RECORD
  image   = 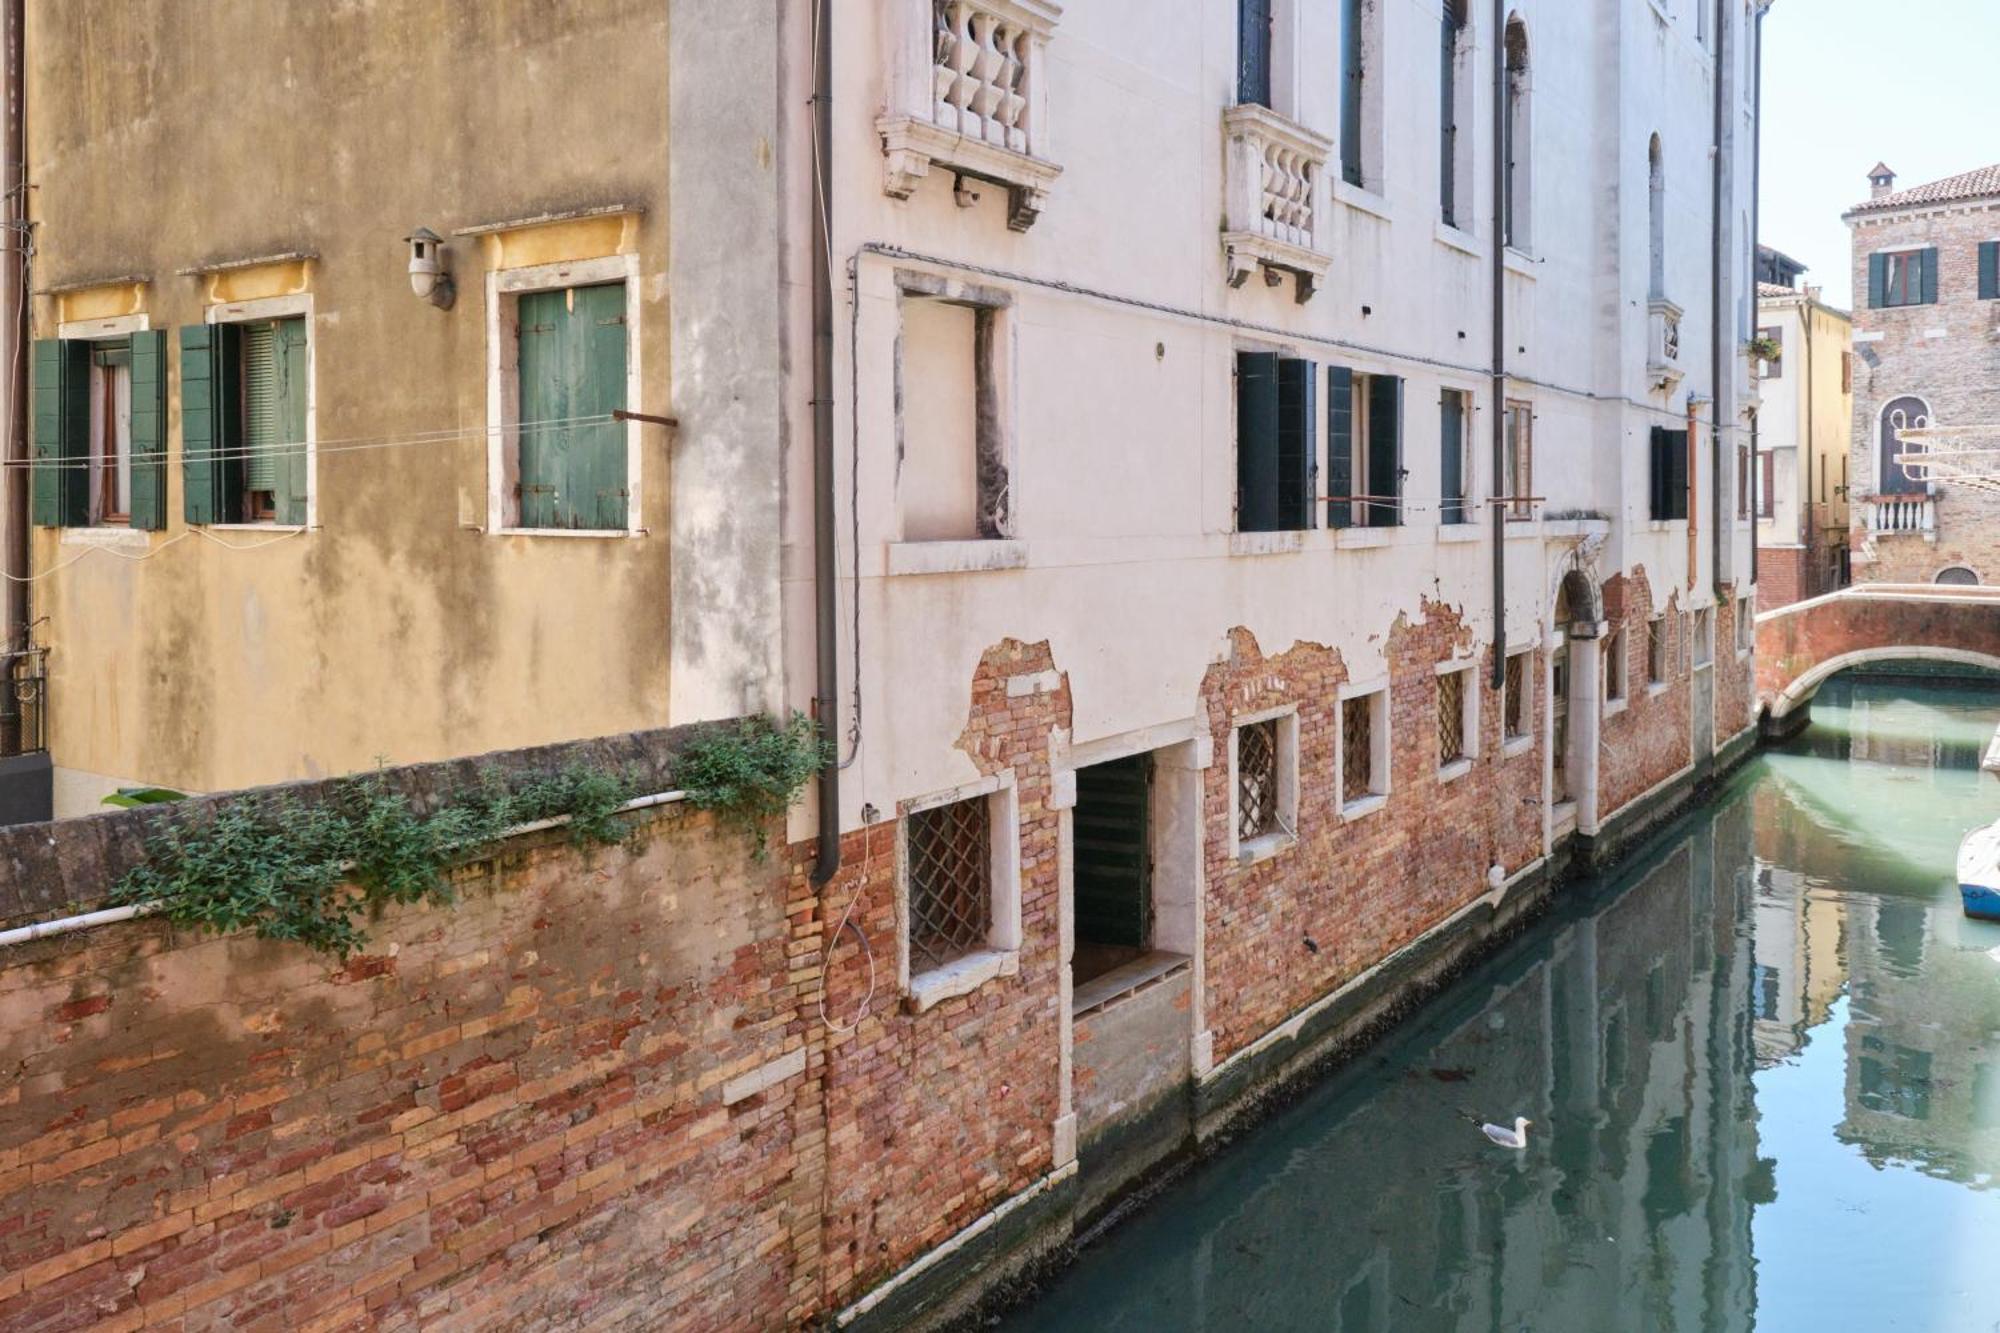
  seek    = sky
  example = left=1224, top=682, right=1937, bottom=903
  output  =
left=1758, top=0, right=2000, bottom=310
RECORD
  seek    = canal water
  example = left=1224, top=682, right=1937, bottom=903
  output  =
left=1005, top=674, right=2000, bottom=1332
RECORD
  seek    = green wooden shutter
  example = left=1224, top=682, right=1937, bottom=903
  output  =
left=30, top=339, right=89, bottom=527
left=240, top=322, right=279, bottom=496
left=1340, top=0, right=1364, bottom=186
left=1235, top=351, right=1279, bottom=532
left=1669, top=429, right=1689, bottom=520
left=576, top=284, right=629, bottom=530
left=128, top=331, right=168, bottom=530
left=1236, top=0, right=1271, bottom=107
left=1366, top=374, right=1403, bottom=527
left=1649, top=426, right=1669, bottom=520
left=1073, top=755, right=1151, bottom=950
left=179, top=323, right=241, bottom=524
left=518, top=283, right=628, bottom=530
left=1276, top=357, right=1315, bottom=530
left=1979, top=242, right=1999, bottom=301
left=1867, top=253, right=1887, bottom=309
left=274, top=318, right=309, bottom=524
left=1440, top=392, right=1465, bottom=524
left=1326, top=365, right=1354, bottom=528
left=1919, top=247, right=1938, bottom=305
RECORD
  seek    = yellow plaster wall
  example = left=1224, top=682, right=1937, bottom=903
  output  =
left=24, top=0, right=673, bottom=806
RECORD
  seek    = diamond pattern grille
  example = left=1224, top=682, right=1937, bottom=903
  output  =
left=1343, top=695, right=1374, bottom=804
left=1504, top=654, right=1527, bottom=738
left=1236, top=720, right=1279, bottom=841
left=1438, top=670, right=1467, bottom=764
left=908, top=798, right=991, bottom=972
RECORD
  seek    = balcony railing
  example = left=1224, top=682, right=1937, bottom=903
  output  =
left=1222, top=104, right=1334, bottom=302
left=878, top=0, right=1063, bottom=230
left=1865, top=494, right=1935, bottom=537
left=1646, top=297, right=1684, bottom=392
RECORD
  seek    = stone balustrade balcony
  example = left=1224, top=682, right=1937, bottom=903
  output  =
left=1222, top=104, right=1333, bottom=302
left=1865, top=494, right=1935, bottom=537
left=877, top=0, right=1063, bottom=231
left=1646, top=297, right=1684, bottom=392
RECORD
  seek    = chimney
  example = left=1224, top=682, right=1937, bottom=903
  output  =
left=1868, top=162, right=1897, bottom=199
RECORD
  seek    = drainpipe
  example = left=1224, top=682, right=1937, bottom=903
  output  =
left=1489, top=0, right=1506, bottom=691
left=0, top=0, right=23, bottom=755
left=1708, top=0, right=1726, bottom=599
left=810, top=0, right=841, bottom=885
left=1748, top=1, right=1766, bottom=590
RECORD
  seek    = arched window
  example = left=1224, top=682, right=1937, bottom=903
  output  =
left=1878, top=396, right=1930, bottom=496
left=1503, top=18, right=1531, bottom=250
left=1936, top=567, right=1979, bottom=586
left=1648, top=135, right=1665, bottom=298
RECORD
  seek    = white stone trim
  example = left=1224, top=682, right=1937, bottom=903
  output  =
left=1336, top=677, right=1391, bottom=815
left=720, top=1048, right=806, bottom=1106
left=207, top=293, right=317, bottom=528
left=1770, top=647, right=2000, bottom=720
left=1227, top=705, right=1300, bottom=863
left=899, top=770, right=1023, bottom=1004
left=886, top=539, right=1028, bottom=576
left=57, top=313, right=149, bottom=340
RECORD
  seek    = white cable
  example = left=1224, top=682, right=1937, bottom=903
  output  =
left=817, top=817, right=878, bottom=1036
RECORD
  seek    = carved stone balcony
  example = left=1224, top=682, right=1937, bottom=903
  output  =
left=1646, top=297, right=1684, bottom=392
left=877, top=0, right=1063, bottom=231
left=1864, top=493, right=1935, bottom=538
left=1221, top=104, right=1333, bottom=302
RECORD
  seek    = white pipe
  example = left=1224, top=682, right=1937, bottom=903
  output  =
left=0, top=789, right=687, bottom=950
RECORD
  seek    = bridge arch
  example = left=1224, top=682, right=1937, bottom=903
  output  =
left=1765, top=645, right=2000, bottom=721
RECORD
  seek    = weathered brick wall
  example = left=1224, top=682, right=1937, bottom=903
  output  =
left=1756, top=588, right=2000, bottom=708
left=1758, top=546, right=1806, bottom=610
left=1198, top=604, right=1543, bottom=1065
left=0, top=803, right=821, bottom=1332
left=1599, top=567, right=1693, bottom=814
left=1713, top=588, right=1757, bottom=744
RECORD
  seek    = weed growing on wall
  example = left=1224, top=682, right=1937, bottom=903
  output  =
left=672, top=712, right=829, bottom=856
left=111, top=765, right=640, bottom=958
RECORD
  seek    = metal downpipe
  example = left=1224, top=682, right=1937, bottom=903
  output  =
left=810, top=0, right=841, bottom=885
left=1489, top=0, right=1507, bottom=690
left=0, top=0, right=25, bottom=754
left=1709, top=0, right=1726, bottom=598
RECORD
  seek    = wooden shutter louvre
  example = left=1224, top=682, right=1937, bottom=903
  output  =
left=1326, top=365, right=1354, bottom=528
left=1366, top=374, right=1402, bottom=528
left=1340, top=0, right=1365, bottom=186
left=275, top=318, right=309, bottom=525
left=1867, top=253, right=1887, bottom=309
left=1235, top=352, right=1280, bottom=532
left=240, top=323, right=280, bottom=496
left=30, top=339, right=88, bottom=527
left=1670, top=430, right=1689, bottom=520
left=1759, top=451, right=1775, bottom=518
left=1237, top=0, right=1271, bottom=108
left=1440, top=393, right=1465, bottom=524
left=1276, top=357, right=1315, bottom=530
left=128, top=331, right=168, bottom=530
left=179, top=323, right=241, bottom=525
left=1919, top=247, right=1938, bottom=305
left=1979, top=241, right=1999, bottom=301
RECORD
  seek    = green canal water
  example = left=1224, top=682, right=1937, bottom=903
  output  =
left=1004, top=674, right=2000, bottom=1332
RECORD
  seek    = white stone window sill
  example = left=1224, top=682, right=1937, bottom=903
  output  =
left=1438, top=757, right=1474, bottom=784
left=1230, top=530, right=1305, bottom=557
left=1335, top=526, right=1401, bottom=550
left=1434, top=221, right=1482, bottom=257
left=1073, top=952, right=1192, bottom=1019
left=1604, top=695, right=1629, bottom=718
left=1332, top=178, right=1394, bottom=222
left=1503, top=734, right=1534, bottom=758
left=1235, top=830, right=1296, bottom=867
left=907, top=948, right=1018, bottom=1014
left=491, top=526, right=640, bottom=539
left=1648, top=681, right=1670, bottom=698
left=1342, top=793, right=1387, bottom=822
left=1437, top=523, right=1484, bottom=543
left=1504, top=248, right=1539, bottom=279
left=886, top=539, right=1027, bottom=577
left=1504, top=520, right=1543, bottom=541
left=1646, top=520, right=1687, bottom=534
left=60, top=526, right=149, bottom=550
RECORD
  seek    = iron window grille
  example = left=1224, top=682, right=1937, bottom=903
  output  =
left=1437, top=670, right=1468, bottom=764
left=1342, top=695, right=1375, bottom=805
left=1648, top=617, right=1667, bottom=684
left=1604, top=629, right=1627, bottom=702
left=907, top=797, right=992, bottom=973
left=1504, top=654, right=1528, bottom=740
left=1236, top=719, right=1281, bottom=841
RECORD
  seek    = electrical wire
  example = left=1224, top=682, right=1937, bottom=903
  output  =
left=0, top=521, right=307, bottom=583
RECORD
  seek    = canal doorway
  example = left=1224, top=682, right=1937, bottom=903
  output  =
left=1073, top=752, right=1153, bottom=986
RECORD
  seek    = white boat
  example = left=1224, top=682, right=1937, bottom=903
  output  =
left=1959, top=724, right=2000, bottom=921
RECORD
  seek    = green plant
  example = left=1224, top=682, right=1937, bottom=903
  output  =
left=671, top=712, right=829, bottom=856
left=101, top=786, right=188, bottom=808
left=111, top=764, right=639, bottom=958
left=1746, top=334, right=1781, bottom=363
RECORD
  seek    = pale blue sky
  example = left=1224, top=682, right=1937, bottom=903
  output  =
left=1759, top=0, right=2000, bottom=310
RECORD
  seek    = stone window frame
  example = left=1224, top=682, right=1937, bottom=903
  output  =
left=1228, top=704, right=1300, bottom=866
left=897, top=770, right=1022, bottom=1013
left=1602, top=624, right=1629, bottom=715
left=1691, top=606, right=1713, bottom=668
left=1435, top=658, right=1479, bottom=782
left=891, top=269, right=1016, bottom=546
left=56, top=311, right=153, bottom=534
left=1337, top=677, right=1391, bottom=820
left=1502, top=646, right=1534, bottom=755
left=1874, top=246, right=1928, bottom=309
left=1874, top=392, right=1933, bottom=497
left=1646, top=613, right=1670, bottom=693
left=1736, top=595, right=1753, bottom=657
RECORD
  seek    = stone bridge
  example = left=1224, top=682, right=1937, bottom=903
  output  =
left=1755, top=584, right=2000, bottom=729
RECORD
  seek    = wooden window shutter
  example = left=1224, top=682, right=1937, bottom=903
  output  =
left=128, top=331, right=168, bottom=530
left=1236, top=0, right=1271, bottom=108
left=1366, top=374, right=1403, bottom=527
left=1276, top=357, right=1315, bottom=530
left=1648, top=427, right=1665, bottom=520
left=1759, top=450, right=1775, bottom=517
left=1670, top=430, right=1689, bottom=520
left=1340, top=0, right=1365, bottom=186
left=1440, top=393, right=1465, bottom=523
left=1867, top=253, right=1887, bottom=309
left=1979, top=241, right=2000, bottom=301
left=240, top=322, right=280, bottom=495
left=275, top=318, right=309, bottom=524
left=1235, top=352, right=1279, bottom=532
left=179, top=323, right=241, bottom=524
left=1326, top=365, right=1354, bottom=528
left=1919, top=247, right=1938, bottom=305
left=30, top=339, right=89, bottom=527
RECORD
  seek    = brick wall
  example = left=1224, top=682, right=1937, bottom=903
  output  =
left=1713, top=588, right=1757, bottom=745
left=1599, top=567, right=1692, bottom=814
left=1755, top=587, right=2000, bottom=708
left=1758, top=545, right=1807, bottom=610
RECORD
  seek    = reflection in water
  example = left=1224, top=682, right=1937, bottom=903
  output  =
left=1004, top=675, right=2000, bottom=1332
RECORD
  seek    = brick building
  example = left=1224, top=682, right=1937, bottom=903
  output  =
left=1754, top=253, right=1852, bottom=609
left=1844, top=162, right=2000, bottom=585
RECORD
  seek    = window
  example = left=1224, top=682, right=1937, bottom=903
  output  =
left=1340, top=687, right=1388, bottom=810
left=1437, top=665, right=1475, bottom=770
left=1758, top=451, right=1775, bottom=518
left=1693, top=608, right=1713, bottom=667
left=1502, top=19, right=1531, bottom=250
left=1504, top=651, right=1531, bottom=743
left=1231, top=709, right=1299, bottom=857
left=1237, top=0, right=1272, bottom=107
left=1440, top=389, right=1472, bottom=524
left=1736, top=444, right=1749, bottom=519
left=1236, top=352, right=1316, bottom=532
left=1736, top=596, right=1753, bottom=651
left=1878, top=396, right=1929, bottom=497
left=1503, top=401, right=1532, bottom=520
left=899, top=292, right=1010, bottom=541
left=1841, top=350, right=1853, bottom=394
left=1647, top=615, right=1667, bottom=685
left=1649, top=427, right=1689, bottom=520
left=30, top=333, right=167, bottom=531
left=1647, top=135, right=1665, bottom=298
left=180, top=316, right=308, bottom=526
left=1440, top=1, right=1471, bottom=227
left=1758, top=325, right=1783, bottom=378
left=1980, top=241, right=1999, bottom=301
left=1328, top=367, right=1404, bottom=529
left=907, top=796, right=992, bottom=974
left=1604, top=627, right=1627, bottom=704
left=1340, top=0, right=1382, bottom=189
left=1937, top=566, right=1980, bottom=586
left=1869, top=248, right=1936, bottom=308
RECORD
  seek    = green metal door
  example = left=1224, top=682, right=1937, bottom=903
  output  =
left=518, top=282, right=628, bottom=530
left=1073, top=754, right=1151, bottom=950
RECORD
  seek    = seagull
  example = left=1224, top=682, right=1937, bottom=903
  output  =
left=1481, top=1116, right=1532, bottom=1150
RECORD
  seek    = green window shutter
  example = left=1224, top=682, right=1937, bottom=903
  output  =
left=1326, top=365, right=1354, bottom=528
left=30, top=339, right=88, bottom=527
left=274, top=318, right=309, bottom=524
left=179, top=323, right=242, bottom=524
left=1649, top=426, right=1671, bottom=520
left=1276, top=357, right=1315, bottom=530
left=1339, top=0, right=1364, bottom=186
left=1366, top=374, right=1403, bottom=527
left=1234, top=351, right=1279, bottom=533
left=1979, top=242, right=1999, bottom=301
left=1867, top=253, right=1887, bottom=308
left=1440, top=393, right=1465, bottom=524
left=240, top=322, right=279, bottom=495
left=577, top=283, right=629, bottom=530
left=1072, top=754, right=1151, bottom=950
left=1669, top=429, right=1689, bottom=520
left=1919, top=247, right=1938, bottom=305
left=517, top=283, right=628, bottom=530
left=128, top=331, right=168, bottom=530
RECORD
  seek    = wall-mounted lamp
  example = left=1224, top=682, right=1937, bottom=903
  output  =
left=405, top=226, right=454, bottom=309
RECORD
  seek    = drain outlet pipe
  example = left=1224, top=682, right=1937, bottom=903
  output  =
left=1489, top=0, right=1507, bottom=691
left=0, top=0, right=25, bottom=753
left=810, top=0, right=841, bottom=885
